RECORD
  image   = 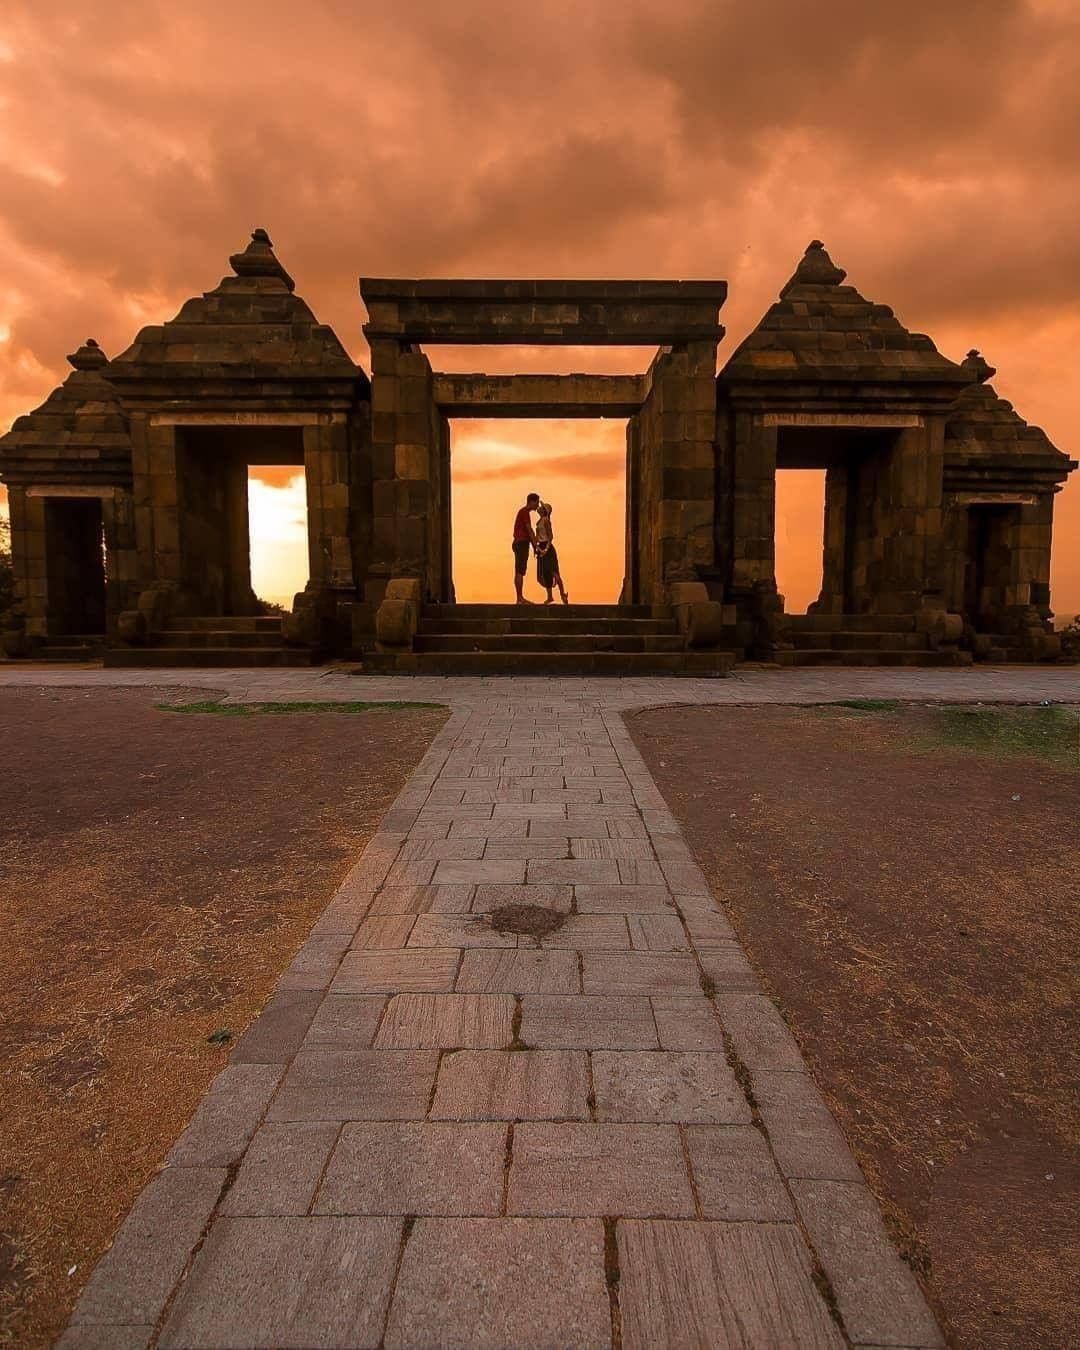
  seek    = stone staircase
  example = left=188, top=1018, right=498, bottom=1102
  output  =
left=104, top=616, right=319, bottom=668
left=781, top=614, right=972, bottom=667
left=359, top=603, right=736, bottom=676
left=34, top=634, right=106, bottom=662
left=969, top=631, right=1067, bottom=663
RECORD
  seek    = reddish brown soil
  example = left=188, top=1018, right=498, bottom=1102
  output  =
left=0, top=688, right=446, bottom=1348
left=630, top=703, right=1079, bottom=1350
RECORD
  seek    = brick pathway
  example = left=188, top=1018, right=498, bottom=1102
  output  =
left=33, top=666, right=1075, bottom=1347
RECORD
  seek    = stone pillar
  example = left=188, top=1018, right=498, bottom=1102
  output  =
left=131, top=415, right=182, bottom=607
left=635, top=342, right=718, bottom=604
left=365, top=340, right=446, bottom=607
left=622, top=417, right=641, bottom=603
left=223, top=456, right=257, bottom=615
left=5, top=487, right=46, bottom=643
left=870, top=421, right=946, bottom=614
left=729, top=413, right=777, bottom=596
left=102, top=487, right=139, bottom=633
left=940, top=497, right=968, bottom=617
left=816, top=464, right=851, bottom=614
left=1008, top=497, right=1054, bottom=615
left=303, top=415, right=354, bottom=593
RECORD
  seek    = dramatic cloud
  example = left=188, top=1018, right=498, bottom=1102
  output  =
left=0, top=0, right=1076, bottom=610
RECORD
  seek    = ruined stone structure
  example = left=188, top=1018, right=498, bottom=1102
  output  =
left=1, top=232, right=1074, bottom=670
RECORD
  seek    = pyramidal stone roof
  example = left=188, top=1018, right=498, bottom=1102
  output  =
left=945, top=350, right=1075, bottom=474
left=0, top=339, right=132, bottom=485
left=719, top=240, right=971, bottom=394
left=108, top=229, right=361, bottom=389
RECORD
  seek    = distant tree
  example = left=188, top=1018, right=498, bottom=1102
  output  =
left=0, top=517, right=14, bottom=618
left=256, top=595, right=288, bottom=616
left=1060, top=615, right=1080, bottom=661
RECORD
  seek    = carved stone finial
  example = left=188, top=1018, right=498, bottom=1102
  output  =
left=67, top=337, right=108, bottom=371
left=229, top=227, right=295, bottom=290
left=962, top=349, right=996, bottom=383
left=793, top=240, right=847, bottom=286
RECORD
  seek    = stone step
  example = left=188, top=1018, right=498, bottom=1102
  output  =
left=785, top=648, right=972, bottom=668
left=104, top=647, right=319, bottom=669
left=39, top=641, right=104, bottom=662
left=157, top=630, right=288, bottom=649
left=359, top=649, right=736, bottom=677
left=790, top=631, right=927, bottom=652
left=415, top=633, right=687, bottom=654
left=419, top=616, right=679, bottom=637
left=787, top=613, right=918, bottom=634
left=164, top=616, right=284, bottom=633
left=422, top=603, right=667, bottom=621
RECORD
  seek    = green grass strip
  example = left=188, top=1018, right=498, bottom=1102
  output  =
left=923, top=704, right=1079, bottom=766
left=157, top=699, right=445, bottom=716
left=824, top=698, right=902, bottom=712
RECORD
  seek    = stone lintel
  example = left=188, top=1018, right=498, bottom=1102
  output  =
left=26, top=484, right=118, bottom=498
left=361, top=279, right=728, bottom=303
left=760, top=412, right=923, bottom=429
left=369, top=320, right=726, bottom=346
left=148, top=412, right=338, bottom=427
left=361, top=280, right=726, bottom=346
left=431, top=373, right=646, bottom=418
left=950, top=490, right=1039, bottom=506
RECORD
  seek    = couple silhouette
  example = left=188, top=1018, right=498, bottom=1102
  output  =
left=511, top=492, right=569, bottom=605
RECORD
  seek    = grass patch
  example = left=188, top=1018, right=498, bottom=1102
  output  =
left=824, top=698, right=902, bottom=712
left=920, top=705, right=1080, bottom=766
left=158, top=699, right=445, bottom=716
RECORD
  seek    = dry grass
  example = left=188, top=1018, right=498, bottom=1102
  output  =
left=630, top=701, right=1079, bottom=1350
left=0, top=688, right=447, bottom=1348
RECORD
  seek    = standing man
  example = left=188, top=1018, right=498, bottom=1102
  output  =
left=512, top=492, right=540, bottom=604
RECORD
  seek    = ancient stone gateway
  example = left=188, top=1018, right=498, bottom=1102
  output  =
left=1, top=233, right=1074, bottom=670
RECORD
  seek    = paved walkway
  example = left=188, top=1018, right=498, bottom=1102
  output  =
left=4, top=661, right=1079, bottom=709
left=39, top=666, right=1075, bottom=1348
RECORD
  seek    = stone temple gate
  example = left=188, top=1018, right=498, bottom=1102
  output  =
left=1, top=231, right=1075, bottom=672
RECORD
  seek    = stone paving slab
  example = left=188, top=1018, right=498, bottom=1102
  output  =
left=455, top=947, right=580, bottom=993
left=267, top=1050, right=439, bottom=1121
left=520, top=994, right=660, bottom=1048
left=48, top=672, right=983, bottom=1347
left=618, top=1220, right=845, bottom=1349
left=220, top=1121, right=340, bottom=1217
left=384, top=1218, right=609, bottom=1349
left=373, top=992, right=515, bottom=1048
left=430, top=1049, right=591, bottom=1120
left=314, top=1122, right=507, bottom=1216
left=507, top=1123, right=697, bottom=1217
left=591, top=1051, right=751, bottom=1124
left=159, top=1217, right=401, bottom=1348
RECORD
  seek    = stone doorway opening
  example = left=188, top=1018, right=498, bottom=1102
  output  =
left=174, top=426, right=307, bottom=617
left=774, top=469, right=826, bottom=614
left=43, top=495, right=106, bottom=636
left=449, top=417, right=627, bottom=603
left=774, top=425, right=899, bottom=615
left=247, top=466, right=309, bottom=613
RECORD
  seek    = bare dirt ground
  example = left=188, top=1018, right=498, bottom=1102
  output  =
left=630, top=701, right=1079, bottom=1350
left=0, top=688, right=446, bottom=1348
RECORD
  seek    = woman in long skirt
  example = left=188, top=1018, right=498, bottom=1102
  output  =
left=535, top=501, right=569, bottom=605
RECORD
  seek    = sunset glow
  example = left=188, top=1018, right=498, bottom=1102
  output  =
left=0, top=2, right=1077, bottom=620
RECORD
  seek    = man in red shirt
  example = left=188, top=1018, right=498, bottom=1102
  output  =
left=512, top=492, right=540, bottom=603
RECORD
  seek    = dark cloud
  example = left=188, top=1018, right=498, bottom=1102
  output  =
left=454, top=450, right=625, bottom=483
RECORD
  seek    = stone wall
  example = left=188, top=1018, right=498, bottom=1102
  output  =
left=366, top=341, right=449, bottom=608
left=629, top=343, right=718, bottom=604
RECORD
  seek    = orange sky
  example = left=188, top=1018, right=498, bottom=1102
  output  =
left=1, top=1, right=1078, bottom=616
